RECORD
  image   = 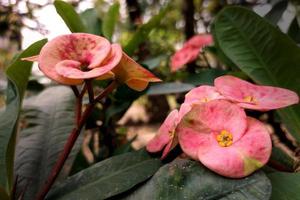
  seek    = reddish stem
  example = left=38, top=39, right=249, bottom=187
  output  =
left=35, top=81, right=117, bottom=200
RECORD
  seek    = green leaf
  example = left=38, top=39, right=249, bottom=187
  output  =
left=212, top=6, right=300, bottom=141
left=268, top=172, right=300, bottom=200
left=264, top=0, right=288, bottom=25
left=141, top=55, right=167, bottom=70
left=119, top=159, right=271, bottom=200
left=14, top=86, right=82, bottom=199
left=183, top=69, right=227, bottom=86
left=102, top=2, right=120, bottom=41
left=0, top=39, right=46, bottom=192
left=54, top=0, right=87, bottom=33
left=80, top=8, right=102, bottom=35
left=147, top=82, right=194, bottom=95
left=124, top=5, right=169, bottom=56
left=269, top=147, right=296, bottom=172
left=47, top=150, right=162, bottom=200
left=288, top=17, right=300, bottom=43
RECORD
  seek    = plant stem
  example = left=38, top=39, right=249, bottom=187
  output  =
left=35, top=81, right=118, bottom=200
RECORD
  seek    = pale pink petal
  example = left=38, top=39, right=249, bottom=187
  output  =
left=170, top=46, right=199, bottom=72
left=197, top=135, right=245, bottom=178
left=113, top=52, right=161, bottom=91
left=184, top=86, right=224, bottom=104
left=192, top=100, right=247, bottom=142
left=234, top=117, right=272, bottom=175
left=183, top=34, right=213, bottom=48
left=38, top=33, right=111, bottom=85
left=215, top=75, right=299, bottom=110
left=146, top=110, right=179, bottom=153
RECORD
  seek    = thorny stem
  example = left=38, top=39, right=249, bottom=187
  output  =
left=35, top=81, right=118, bottom=200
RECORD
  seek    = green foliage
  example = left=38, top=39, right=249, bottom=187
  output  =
left=147, top=82, right=194, bottom=95
left=212, top=6, right=300, bottom=141
left=0, top=39, right=46, bottom=193
left=270, top=147, right=296, bottom=172
left=183, top=69, right=227, bottom=86
left=124, top=5, right=169, bottom=56
left=288, top=17, right=300, bottom=43
left=119, top=159, right=271, bottom=200
left=14, top=86, right=82, bottom=199
left=268, top=172, right=300, bottom=200
left=47, top=150, right=162, bottom=200
left=102, top=2, right=120, bottom=41
left=80, top=8, right=102, bottom=35
left=54, top=0, right=87, bottom=33
left=264, top=1, right=288, bottom=25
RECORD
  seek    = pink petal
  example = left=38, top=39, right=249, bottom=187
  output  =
left=170, top=34, right=213, bottom=72
left=112, top=52, right=161, bottom=91
left=198, top=117, right=271, bottom=178
left=146, top=109, right=179, bottom=153
left=38, top=33, right=111, bottom=85
left=191, top=100, right=247, bottom=142
left=184, top=86, right=224, bottom=104
left=215, top=75, right=299, bottom=110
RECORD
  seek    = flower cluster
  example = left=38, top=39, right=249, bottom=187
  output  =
left=147, top=75, right=299, bottom=178
left=23, top=33, right=161, bottom=91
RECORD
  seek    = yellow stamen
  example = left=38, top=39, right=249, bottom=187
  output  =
left=243, top=95, right=257, bottom=103
left=169, top=130, right=175, bottom=138
left=216, top=130, right=233, bottom=147
left=201, top=97, right=209, bottom=103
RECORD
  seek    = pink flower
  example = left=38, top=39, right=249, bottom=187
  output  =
left=146, top=104, right=191, bottom=159
left=170, top=34, right=213, bottom=72
left=22, top=33, right=161, bottom=91
left=184, top=85, right=224, bottom=104
left=177, top=100, right=272, bottom=178
left=215, top=75, right=299, bottom=110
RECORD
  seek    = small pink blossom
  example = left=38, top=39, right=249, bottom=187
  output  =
left=170, top=34, right=213, bottom=72
left=177, top=100, right=272, bottom=178
left=184, top=85, right=224, bottom=105
left=146, top=104, right=191, bottom=159
left=215, top=75, right=299, bottom=110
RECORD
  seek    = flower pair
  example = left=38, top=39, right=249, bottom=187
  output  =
left=147, top=75, right=299, bottom=178
left=23, top=33, right=160, bottom=91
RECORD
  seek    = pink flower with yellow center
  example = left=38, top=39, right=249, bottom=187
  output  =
left=215, top=75, right=299, bottom=110
left=184, top=85, right=224, bottom=104
left=23, top=33, right=161, bottom=91
left=170, top=34, right=213, bottom=72
left=177, top=100, right=272, bottom=178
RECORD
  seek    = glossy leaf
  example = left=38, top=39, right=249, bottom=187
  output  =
left=147, top=82, right=194, bottom=95
left=0, top=39, right=46, bottom=192
left=54, top=0, right=87, bottom=33
left=14, top=86, right=82, bottom=199
left=80, top=8, right=102, bottom=35
left=212, top=6, right=300, bottom=141
left=124, top=5, right=169, bottom=56
left=102, top=2, right=120, bottom=41
left=268, top=172, right=300, bottom=200
left=47, top=150, right=162, bottom=200
left=120, top=159, right=271, bottom=200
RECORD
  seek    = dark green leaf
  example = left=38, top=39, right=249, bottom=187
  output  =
left=147, top=82, right=194, bottom=95
left=120, top=159, right=271, bottom=200
left=288, top=17, right=300, bottom=43
left=54, top=0, right=87, bottom=33
left=124, top=5, right=169, bottom=56
left=14, top=86, right=82, bottom=199
left=0, top=39, right=46, bottom=192
left=113, top=136, right=137, bottom=156
left=264, top=0, right=288, bottom=25
left=268, top=172, right=300, bottom=200
left=269, top=147, right=296, bottom=172
left=183, top=69, right=227, bottom=86
left=102, top=2, right=120, bottom=41
left=212, top=6, right=300, bottom=141
left=80, top=8, right=102, bottom=35
left=47, top=150, right=162, bottom=200
left=141, top=55, right=167, bottom=70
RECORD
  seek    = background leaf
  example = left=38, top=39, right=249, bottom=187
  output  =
left=183, top=69, right=227, bottom=86
left=264, top=0, right=288, bottom=25
left=0, top=39, right=46, bottom=192
left=54, top=0, right=87, bottom=33
left=102, top=2, right=120, bottom=41
left=212, top=6, right=300, bottom=141
left=14, top=86, right=82, bottom=199
left=47, top=149, right=162, bottom=200
left=124, top=5, right=169, bottom=56
left=80, top=8, right=102, bottom=35
left=147, top=82, right=194, bottom=95
left=118, top=159, right=272, bottom=200
left=267, top=172, right=300, bottom=200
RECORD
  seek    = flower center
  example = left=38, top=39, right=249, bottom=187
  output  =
left=216, top=130, right=233, bottom=147
left=243, top=95, right=257, bottom=103
left=201, top=97, right=209, bottom=103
